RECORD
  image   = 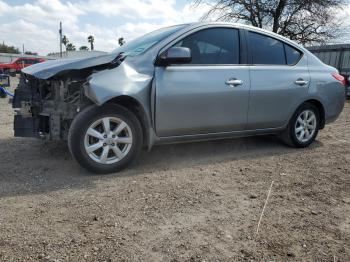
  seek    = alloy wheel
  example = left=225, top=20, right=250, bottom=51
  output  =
left=294, top=110, right=317, bottom=143
left=84, top=117, right=133, bottom=164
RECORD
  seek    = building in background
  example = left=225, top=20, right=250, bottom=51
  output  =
left=308, top=44, right=350, bottom=97
left=47, top=50, right=107, bottom=59
left=308, top=44, right=350, bottom=77
left=0, top=50, right=107, bottom=63
left=0, top=53, right=50, bottom=63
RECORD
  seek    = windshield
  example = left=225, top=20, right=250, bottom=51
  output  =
left=111, top=24, right=187, bottom=57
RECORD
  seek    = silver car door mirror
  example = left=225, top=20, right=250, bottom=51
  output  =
left=164, top=47, right=192, bottom=65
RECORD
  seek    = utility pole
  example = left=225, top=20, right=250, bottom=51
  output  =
left=59, top=22, right=63, bottom=58
left=22, top=44, right=24, bottom=54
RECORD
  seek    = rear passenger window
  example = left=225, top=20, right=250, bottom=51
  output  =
left=175, top=28, right=240, bottom=65
left=249, top=32, right=285, bottom=65
left=285, top=44, right=302, bottom=65
left=249, top=32, right=302, bottom=66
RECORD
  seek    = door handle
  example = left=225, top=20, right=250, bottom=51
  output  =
left=226, top=78, right=243, bottom=87
left=294, top=79, right=308, bottom=86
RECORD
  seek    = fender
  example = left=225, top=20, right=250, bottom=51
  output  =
left=84, top=62, right=157, bottom=149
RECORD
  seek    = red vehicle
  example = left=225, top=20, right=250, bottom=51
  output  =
left=0, top=57, right=46, bottom=76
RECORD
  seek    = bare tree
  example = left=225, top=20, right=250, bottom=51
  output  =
left=193, top=0, right=347, bottom=44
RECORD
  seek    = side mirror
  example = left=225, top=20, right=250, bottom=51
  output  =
left=163, top=47, right=191, bottom=65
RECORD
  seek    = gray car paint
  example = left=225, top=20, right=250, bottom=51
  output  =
left=21, top=22, right=345, bottom=148
left=247, top=56, right=311, bottom=130
left=155, top=65, right=251, bottom=136
left=22, top=53, right=119, bottom=79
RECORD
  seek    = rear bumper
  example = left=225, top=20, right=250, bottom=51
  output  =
left=324, top=90, right=346, bottom=125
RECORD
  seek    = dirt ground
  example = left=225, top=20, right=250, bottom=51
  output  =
left=0, top=76, right=349, bottom=262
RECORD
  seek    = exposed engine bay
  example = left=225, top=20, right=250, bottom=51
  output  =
left=12, top=53, right=126, bottom=140
left=13, top=74, right=89, bottom=140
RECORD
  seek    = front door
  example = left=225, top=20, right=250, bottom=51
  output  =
left=155, top=27, right=250, bottom=137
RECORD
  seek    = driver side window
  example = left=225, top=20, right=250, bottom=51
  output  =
left=174, top=28, right=240, bottom=65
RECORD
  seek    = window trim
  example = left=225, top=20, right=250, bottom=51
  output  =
left=246, top=30, right=304, bottom=67
left=155, top=26, right=244, bottom=67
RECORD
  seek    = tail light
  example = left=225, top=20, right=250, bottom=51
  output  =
left=332, top=72, right=346, bottom=87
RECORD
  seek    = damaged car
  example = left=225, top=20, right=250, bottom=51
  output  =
left=7, top=22, right=345, bottom=173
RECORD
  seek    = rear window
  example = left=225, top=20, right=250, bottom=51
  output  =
left=249, top=32, right=285, bottom=65
left=249, top=32, right=302, bottom=65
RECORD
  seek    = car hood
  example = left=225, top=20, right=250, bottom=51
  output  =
left=22, top=53, right=119, bottom=79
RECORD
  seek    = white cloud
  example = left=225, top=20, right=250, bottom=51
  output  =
left=78, top=0, right=178, bottom=20
left=1, top=19, right=58, bottom=53
left=0, top=0, right=213, bottom=55
left=2, top=0, right=350, bottom=55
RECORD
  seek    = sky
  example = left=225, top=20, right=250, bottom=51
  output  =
left=0, top=0, right=212, bottom=55
left=1, top=0, right=350, bottom=55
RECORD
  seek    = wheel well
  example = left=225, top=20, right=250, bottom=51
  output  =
left=105, top=96, right=151, bottom=149
left=304, top=99, right=325, bottom=129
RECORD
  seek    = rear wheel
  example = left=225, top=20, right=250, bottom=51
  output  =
left=281, top=103, right=320, bottom=148
left=68, top=104, right=143, bottom=174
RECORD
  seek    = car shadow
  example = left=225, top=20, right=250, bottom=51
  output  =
left=0, top=135, right=323, bottom=198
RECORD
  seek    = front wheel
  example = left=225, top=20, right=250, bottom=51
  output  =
left=68, top=104, right=143, bottom=174
left=281, top=103, right=320, bottom=148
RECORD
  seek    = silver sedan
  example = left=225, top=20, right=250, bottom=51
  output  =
left=13, top=22, right=346, bottom=173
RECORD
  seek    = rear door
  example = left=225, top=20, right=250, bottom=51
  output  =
left=246, top=31, right=310, bottom=129
left=155, top=27, right=251, bottom=137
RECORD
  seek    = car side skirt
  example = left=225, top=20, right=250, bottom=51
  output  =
left=153, top=126, right=286, bottom=146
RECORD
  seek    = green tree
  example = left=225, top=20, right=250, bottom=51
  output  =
left=0, top=43, right=20, bottom=54
left=66, top=43, right=76, bottom=51
left=79, top=46, right=89, bottom=51
left=118, top=37, right=125, bottom=46
left=24, top=51, right=38, bottom=55
left=62, top=35, right=69, bottom=50
left=87, top=35, right=94, bottom=50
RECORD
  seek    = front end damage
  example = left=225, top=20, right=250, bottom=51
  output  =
left=12, top=74, right=89, bottom=140
left=11, top=53, right=154, bottom=143
left=12, top=53, right=126, bottom=140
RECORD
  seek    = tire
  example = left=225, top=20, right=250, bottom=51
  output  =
left=68, top=103, right=143, bottom=174
left=281, top=103, right=320, bottom=148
